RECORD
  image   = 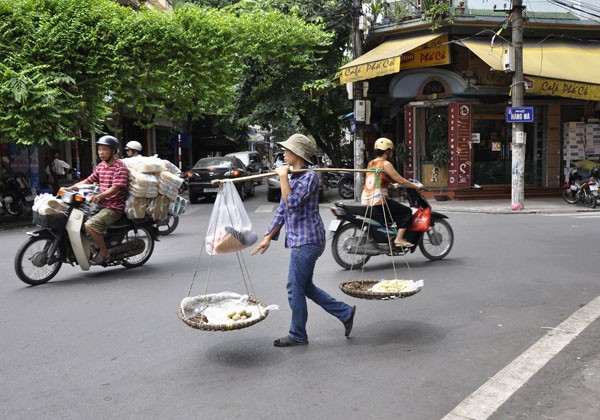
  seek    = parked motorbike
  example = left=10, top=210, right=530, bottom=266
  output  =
left=14, top=186, right=158, bottom=285
left=337, top=172, right=354, bottom=199
left=328, top=182, right=454, bottom=269
left=0, top=174, right=36, bottom=217
left=562, top=168, right=597, bottom=209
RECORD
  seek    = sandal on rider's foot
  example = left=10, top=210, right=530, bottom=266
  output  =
left=394, top=240, right=413, bottom=248
left=90, top=253, right=111, bottom=266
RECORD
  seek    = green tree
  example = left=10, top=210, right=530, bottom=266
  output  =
left=0, top=0, right=335, bottom=150
left=0, top=0, right=130, bottom=145
left=222, top=0, right=354, bottom=166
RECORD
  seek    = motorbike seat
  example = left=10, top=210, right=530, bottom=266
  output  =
left=109, top=215, right=135, bottom=230
left=335, top=202, right=369, bottom=215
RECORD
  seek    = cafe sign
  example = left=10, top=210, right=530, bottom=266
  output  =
left=401, top=35, right=450, bottom=70
left=525, top=76, right=600, bottom=101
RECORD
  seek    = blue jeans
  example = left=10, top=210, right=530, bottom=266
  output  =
left=287, top=243, right=353, bottom=342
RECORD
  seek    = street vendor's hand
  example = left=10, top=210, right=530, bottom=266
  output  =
left=275, top=164, right=290, bottom=178
left=251, top=237, right=271, bottom=255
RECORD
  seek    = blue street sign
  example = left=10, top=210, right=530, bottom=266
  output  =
left=506, top=106, right=534, bottom=123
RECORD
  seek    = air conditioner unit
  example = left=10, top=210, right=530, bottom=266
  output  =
left=503, top=46, right=515, bottom=72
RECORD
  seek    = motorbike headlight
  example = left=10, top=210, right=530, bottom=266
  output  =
left=570, top=185, right=578, bottom=191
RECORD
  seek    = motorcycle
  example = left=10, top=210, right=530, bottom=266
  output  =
left=0, top=174, right=36, bottom=217
left=14, top=186, right=158, bottom=286
left=328, top=182, right=454, bottom=269
left=562, top=168, right=597, bottom=209
left=337, top=172, right=354, bottom=199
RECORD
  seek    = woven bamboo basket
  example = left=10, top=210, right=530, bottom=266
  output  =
left=340, top=280, right=422, bottom=300
left=177, top=296, right=269, bottom=331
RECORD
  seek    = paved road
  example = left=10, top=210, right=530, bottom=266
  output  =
left=1, top=186, right=599, bottom=419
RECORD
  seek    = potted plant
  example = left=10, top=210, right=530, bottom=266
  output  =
left=422, top=0, right=453, bottom=31
left=431, top=140, right=450, bottom=200
left=395, top=142, right=411, bottom=173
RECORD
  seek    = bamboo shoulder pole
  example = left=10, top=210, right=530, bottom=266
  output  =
left=210, top=167, right=373, bottom=185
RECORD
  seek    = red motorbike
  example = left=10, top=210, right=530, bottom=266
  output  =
left=562, top=168, right=597, bottom=209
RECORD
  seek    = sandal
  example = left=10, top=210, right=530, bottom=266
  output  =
left=90, top=252, right=111, bottom=266
left=394, top=240, right=414, bottom=248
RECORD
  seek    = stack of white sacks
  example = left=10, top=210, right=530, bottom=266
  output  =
left=122, top=156, right=187, bottom=220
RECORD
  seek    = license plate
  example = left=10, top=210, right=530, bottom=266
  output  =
left=328, top=219, right=341, bottom=232
left=203, top=188, right=218, bottom=193
left=590, top=184, right=598, bottom=191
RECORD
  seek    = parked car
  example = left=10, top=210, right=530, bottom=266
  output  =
left=225, top=151, right=263, bottom=184
left=266, top=152, right=325, bottom=203
left=185, top=156, right=255, bottom=203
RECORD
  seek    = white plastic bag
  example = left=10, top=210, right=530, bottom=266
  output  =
left=205, top=181, right=257, bottom=255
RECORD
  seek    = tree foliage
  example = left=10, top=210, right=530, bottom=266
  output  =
left=0, top=0, right=331, bottom=147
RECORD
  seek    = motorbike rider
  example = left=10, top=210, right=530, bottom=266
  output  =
left=124, top=141, right=143, bottom=158
left=362, top=137, right=424, bottom=248
left=66, top=135, right=128, bottom=265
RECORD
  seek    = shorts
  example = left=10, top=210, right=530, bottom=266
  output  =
left=85, top=208, right=123, bottom=235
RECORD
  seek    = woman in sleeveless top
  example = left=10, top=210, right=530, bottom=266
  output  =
left=361, top=137, right=424, bottom=248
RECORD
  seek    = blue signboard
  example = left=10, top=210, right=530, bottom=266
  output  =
left=506, top=106, right=534, bottom=123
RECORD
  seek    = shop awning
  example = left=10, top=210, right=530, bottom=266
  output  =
left=461, top=39, right=600, bottom=101
left=339, top=33, right=446, bottom=84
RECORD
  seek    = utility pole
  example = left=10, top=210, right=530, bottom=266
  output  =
left=511, top=0, right=525, bottom=210
left=351, top=0, right=364, bottom=201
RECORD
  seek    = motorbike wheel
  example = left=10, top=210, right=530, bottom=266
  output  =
left=122, top=226, right=155, bottom=268
left=14, top=237, right=63, bottom=285
left=338, top=178, right=354, bottom=199
left=3, top=193, right=24, bottom=217
left=583, top=191, right=597, bottom=209
left=157, top=214, right=179, bottom=236
left=562, top=188, right=579, bottom=204
left=419, top=218, right=454, bottom=261
left=331, top=223, right=371, bottom=270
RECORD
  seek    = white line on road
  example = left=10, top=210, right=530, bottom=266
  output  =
left=542, top=213, right=600, bottom=217
left=441, top=295, right=600, bottom=420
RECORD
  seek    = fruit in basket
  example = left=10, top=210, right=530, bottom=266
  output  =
left=370, top=279, right=412, bottom=293
left=227, top=307, right=253, bottom=321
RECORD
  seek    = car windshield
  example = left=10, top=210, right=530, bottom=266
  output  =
left=193, top=157, right=234, bottom=169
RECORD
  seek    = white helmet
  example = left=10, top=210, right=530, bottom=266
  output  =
left=125, top=141, right=143, bottom=152
left=374, top=137, right=394, bottom=151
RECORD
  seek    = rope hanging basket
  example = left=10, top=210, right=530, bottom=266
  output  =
left=177, top=294, right=271, bottom=332
left=340, top=279, right=423, bottom=301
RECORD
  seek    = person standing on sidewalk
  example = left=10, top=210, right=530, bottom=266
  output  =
left=251, top=133, right=356, bottom=347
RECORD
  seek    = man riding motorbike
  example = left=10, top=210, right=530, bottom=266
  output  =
left=65, top=135, right=128, bottom=265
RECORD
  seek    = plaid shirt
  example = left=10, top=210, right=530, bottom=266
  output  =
left=86, top=159, right=128, bottom=212
left=265, top=169, right=325, bottom=248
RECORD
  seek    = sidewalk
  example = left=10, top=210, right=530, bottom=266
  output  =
left=428, top=196, right=599, bottom=214
left=327, top=196, right=599, bottom=215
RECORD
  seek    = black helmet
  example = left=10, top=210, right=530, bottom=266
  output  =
left=97, top=135, right=119, bottom=151
left=569, top=168, right=581, bottom=182
left=591, top=167, right=600, bottom=178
